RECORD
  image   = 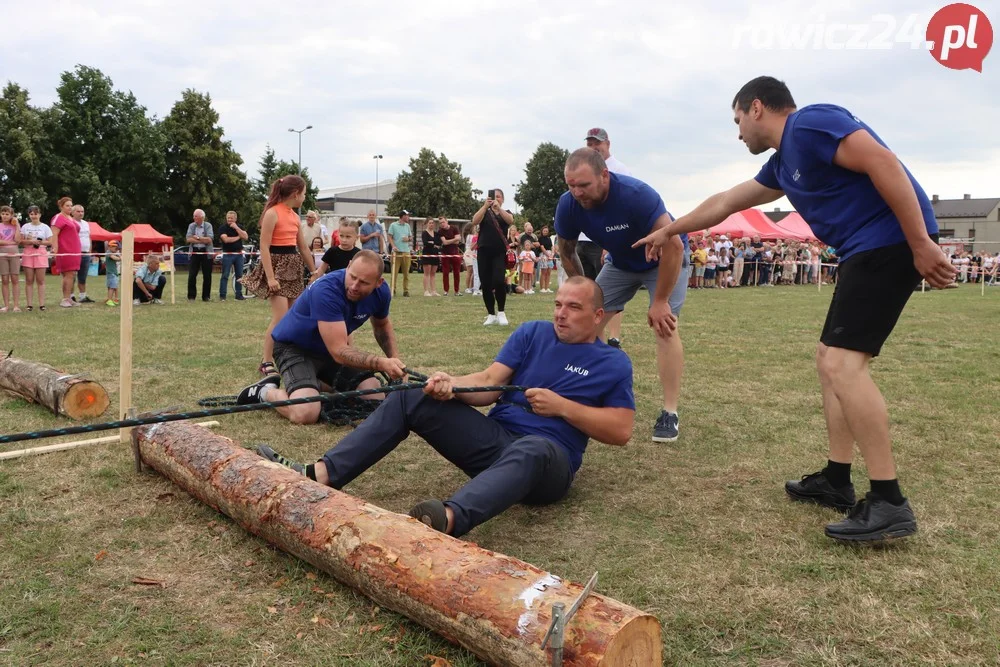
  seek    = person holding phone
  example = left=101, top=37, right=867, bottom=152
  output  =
left=471, top=189, right=515, bottom=326
left=19, top=206, right=51, bottom=311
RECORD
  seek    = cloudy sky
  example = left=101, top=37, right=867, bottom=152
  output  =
left=4, top=0, right=998, bottom=215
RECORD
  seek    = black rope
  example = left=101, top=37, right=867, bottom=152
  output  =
left=0, top=381, right=528, bottom=445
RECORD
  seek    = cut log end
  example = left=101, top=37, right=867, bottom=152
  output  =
left=598, top=615, right=661, bottom=666
left=62, top=382, right=111, bottom=419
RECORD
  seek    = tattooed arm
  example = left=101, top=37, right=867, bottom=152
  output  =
left=370, top=316, right=398, bottom=358
left=318, top=319, right=406, bottom=379
left=558, top=236, right=585, bottom=277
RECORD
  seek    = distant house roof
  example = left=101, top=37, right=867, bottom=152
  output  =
left=317, top=179, right=397, bottom=200
left=931, top=197, right=1000, bottom=219
left=763, top=209, right=792, bottom=222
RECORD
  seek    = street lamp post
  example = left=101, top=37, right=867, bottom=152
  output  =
left=288, top=125, right=313, bottom=175
left=373, top=154, right=383, bottom=217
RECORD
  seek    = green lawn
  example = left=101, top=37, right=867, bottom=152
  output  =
left=1, top=275, right=998, bottom=666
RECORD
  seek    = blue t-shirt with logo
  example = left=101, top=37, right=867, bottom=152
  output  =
left=555, top=173, right=687, bottom=273
left=754, top=104, right=937, bottom=261
left=487, top=320, right=635, bottom=472
left=271, top=269, right=391, bottom=356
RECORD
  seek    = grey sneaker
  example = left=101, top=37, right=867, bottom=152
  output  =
left=652, top=410, right=678, bottom=442
left=825, top=493, right=917, bottom=542
left=257, top=444, right=306, bottom=475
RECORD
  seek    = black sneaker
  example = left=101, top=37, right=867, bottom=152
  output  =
left=257, top=444, right=305, bottom=475
left=408, top=499, right=448, bottom=533
left=652, top=410, right=678, bottom=442
left=607, top=338, right=622, bottom=349
left=824, top=493, right=917, bottom=542
left=785, top=471, right=856, bottom=511
left=236, top=377, right=279, bottom=405
left=80, top=296, right=96, bottom=303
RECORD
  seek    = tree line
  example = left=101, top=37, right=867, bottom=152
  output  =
left=1, top=65, right=571, bottom=240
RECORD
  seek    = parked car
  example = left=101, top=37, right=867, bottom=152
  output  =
left=171, top=245, right=215, bottom=268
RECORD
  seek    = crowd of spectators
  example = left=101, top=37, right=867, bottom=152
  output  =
left=1, top=197, right=996, bottom=316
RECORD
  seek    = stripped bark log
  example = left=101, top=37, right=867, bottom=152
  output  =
left=133, top=422, right=660, bottom=666
left=0, top=356, right=110, bottom=420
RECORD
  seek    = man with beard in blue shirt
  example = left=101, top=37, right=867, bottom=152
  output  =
left=258, top=277, right=635, bottom=538
left=556, top=148, right=688, bottom=445
left=236, top=250, right=407, bottom=424
left=633, top=76, right=956, bottom=542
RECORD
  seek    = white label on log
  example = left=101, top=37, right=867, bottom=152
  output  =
left=516, top=574, right=562, bottom=636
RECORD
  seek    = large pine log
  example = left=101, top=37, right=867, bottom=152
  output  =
left=0, top=356, right=110, bottom=420
left=134, top=422, right=661, bottom=666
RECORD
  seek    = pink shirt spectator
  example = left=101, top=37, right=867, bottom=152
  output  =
left=52, top=214, right=82, bottom=273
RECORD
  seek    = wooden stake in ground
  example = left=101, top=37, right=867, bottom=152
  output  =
left=0, top=356, right=110, bottom=420
left=168, top=244, right=176, bottom=305
left=133, top=422, right=661, bottom=667
left=119, top=231, right=135, bottom=447
left=389, top=251, right=397, bottom=294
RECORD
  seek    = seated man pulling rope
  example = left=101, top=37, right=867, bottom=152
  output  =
left=260, top=276, right=635, bottom=537
left=236, top=250, right=407, bottom=424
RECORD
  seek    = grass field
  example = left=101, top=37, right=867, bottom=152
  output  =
left=1, top=275, right=998, bottom=666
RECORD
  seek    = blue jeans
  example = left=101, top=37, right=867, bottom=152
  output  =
left=77, top=254, right=91, bottom=287
left=220, top=253, right=244, bottom=299
left=318, top=388, right=574, bottom=537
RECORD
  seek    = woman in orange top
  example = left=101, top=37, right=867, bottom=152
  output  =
left=241, top=175, right=317, bottom=376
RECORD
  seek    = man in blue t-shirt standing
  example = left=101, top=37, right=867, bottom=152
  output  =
left=258, top=277, right=636, bottom=538
left=555, top=148, right=687, bottom=444
left=634, top=76, right=956, bottom=543
left=235, top=250, right=407, bottom=425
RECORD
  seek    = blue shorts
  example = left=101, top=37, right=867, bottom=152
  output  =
left=106, top=274, right=120, bottom=289
left=596, top=251, right=689, bottom=318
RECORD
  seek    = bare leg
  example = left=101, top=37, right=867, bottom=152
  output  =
left=10, top=275, right=18, bottom=308
left=24, top=272, right=33, bottom=308
left=657, top=328, right=683, bottom=413
left=61, top=272, right=74, bottom=300
left=816, top=344, right=895, bottom=479
left=35, top=269, right=46, bottom=306
left=1, top=276, right=9, bottom=309
left=816, top=344, right=855, bottom=464
left=607, top=311, right=623, bottom=341
left=262, top=295, right=291, bottom=365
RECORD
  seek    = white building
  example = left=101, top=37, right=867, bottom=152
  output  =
left=316, top=179, right=397, bottom=217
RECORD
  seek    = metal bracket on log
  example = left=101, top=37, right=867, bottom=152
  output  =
left=541, top=571, right=598, bottom=666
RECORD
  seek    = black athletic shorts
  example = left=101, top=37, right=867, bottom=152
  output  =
left=273, top=341, right=369, bottom=394
left=819, top=235, right=935, bottom=357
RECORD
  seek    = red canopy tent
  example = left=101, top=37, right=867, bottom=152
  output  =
left=86, top=221, right=122, bottom=243
left=121, top=223, right=174, bottom=260
left=773, top=212, right=818, bottom=242
left=706, top=209, right=795, bottom=241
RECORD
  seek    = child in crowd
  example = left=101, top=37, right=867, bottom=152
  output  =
left=716, top=247, right=730, bottom=288
left=310, top=219, right=361, bottom=284
left=692, top=242, right=707, bottom=288
left=0, top=205, right=22, bottom=312
left=19, top=205, right=51, bottom=311
left=704, top=247, right=718, bottom=287
left=518, top=240, right=536, bottom=294
left=538, top=241, right=554, bottom=293
left=105, top=239, right=121, bottom=306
